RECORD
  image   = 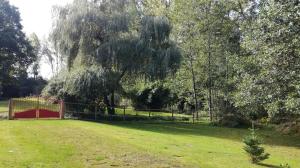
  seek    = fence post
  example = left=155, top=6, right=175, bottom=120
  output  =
left=8, top=99, right=13, bottom=120
left=172, top=108, right=174, bottom=119
left=60, top=100, right=65, bottom=119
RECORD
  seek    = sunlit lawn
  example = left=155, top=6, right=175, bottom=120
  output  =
left=0, top=120, right=299, bottom=168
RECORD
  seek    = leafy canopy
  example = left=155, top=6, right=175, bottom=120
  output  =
left=45, top=0, right=181, bottom=101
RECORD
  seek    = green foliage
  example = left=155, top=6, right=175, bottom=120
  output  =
left=1, top=76, right=47, bottom=98
left=130, top=83, right=175, bottom=110
left=168, top=0, right=300, bottom=124
left=243, top=126, right=270, bottom=163
left=0, top=0, right=36, bottom=96
left=234, top=0, right=300, bottom=119
left=138, top=16, right=181, bottom=79
left=139, top=0, right=170, bottom=16
left=169, top=0, right=242, bottom=121
left=42, top=67, right=107, bottom=102
left=46, top=0, right=181, bottom=105
left=42, top=72, right=67, bottom=99
left=42, top=0, right=299, bottom=125
left=64, top=66, right=110, bottom=101
left=218, top=114, right=251, bottom=128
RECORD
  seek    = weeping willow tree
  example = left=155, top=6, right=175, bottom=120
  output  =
left=44, top=0, right=181, bottom=113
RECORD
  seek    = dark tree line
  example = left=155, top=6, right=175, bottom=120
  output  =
left=0, top=0, right=46, bottom=99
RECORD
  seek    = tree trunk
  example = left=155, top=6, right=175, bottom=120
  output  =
left=189, top=51, right=198, bottom=120
left=208, top=45, right=213, bottom=122
left=108, top=90, right=115, bottom=115
left=207, top=2, right=213, bottom=122
left=103, top=94, right=110, bottom=115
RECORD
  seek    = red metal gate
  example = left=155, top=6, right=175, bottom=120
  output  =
left=8, top=97, right=64, bottom=120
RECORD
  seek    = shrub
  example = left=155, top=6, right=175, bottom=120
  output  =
left=130, top=84, right=176, bottom=110
left=243, top=124, right=270, bottom=163
left=218, top=113, right=251, bottom=127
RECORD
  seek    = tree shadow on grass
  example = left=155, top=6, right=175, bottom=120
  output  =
left=100, top=121, right=300, bottom=148
left=257, top=163, right=281, bottom=168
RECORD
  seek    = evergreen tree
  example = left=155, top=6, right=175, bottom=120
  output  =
left=243, top=123, right=270, bottom=163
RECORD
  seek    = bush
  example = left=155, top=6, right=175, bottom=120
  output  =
left=218, top=113, right=251, bottom=127
left=243, top=125, right=270, bottom=163
left=130, top=84, right=176, bottom=110
left=65, top=113, right=189, bottom=122
left=2, top=76, right=47, bottom=98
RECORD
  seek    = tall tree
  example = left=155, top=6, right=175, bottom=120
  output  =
left=235, top=0, right=300, bottom=118
left=171, top=0, right=241, bottom=120
left=0, top=0, right=36, bottom=97
left=45, top=0, right=181, bottom=113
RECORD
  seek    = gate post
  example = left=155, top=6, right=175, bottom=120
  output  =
left=8, top=99, right=13, bottom=120
left=60, top=100, right=65, bottom=119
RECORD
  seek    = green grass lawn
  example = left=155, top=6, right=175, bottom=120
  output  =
left=0, top=120, right=299, bottom=168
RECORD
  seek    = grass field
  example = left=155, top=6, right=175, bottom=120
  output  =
left=0, top=120, right=299, bottom=168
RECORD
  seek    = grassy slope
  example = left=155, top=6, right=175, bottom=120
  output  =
left=0, top=120, right=299, bottom=168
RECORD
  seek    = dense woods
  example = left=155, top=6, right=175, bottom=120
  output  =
left=0, top=0, right=299, bottom=125
left=40, top=0, right=300, bottom=125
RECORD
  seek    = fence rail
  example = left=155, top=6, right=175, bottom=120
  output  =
left=63, top=102, right=196, bottom=122
left=1, top=98, right=210, bottom=122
